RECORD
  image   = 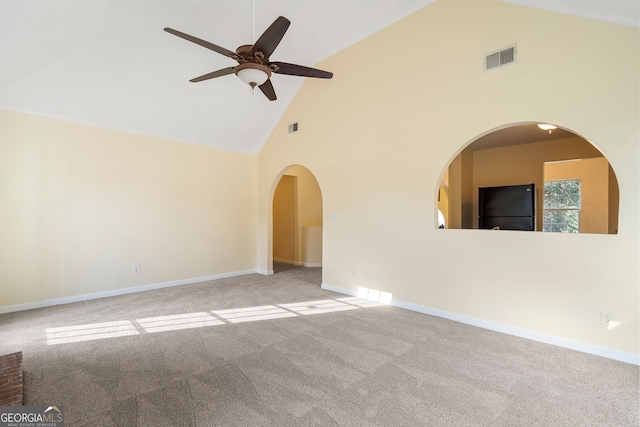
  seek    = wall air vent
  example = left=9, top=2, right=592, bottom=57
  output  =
left=288, top=122, right=299, bottom=133
left=484, top=44, right=516, bottom=71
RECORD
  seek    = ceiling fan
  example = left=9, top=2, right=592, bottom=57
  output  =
left=164, top=16, right=333, bottom=101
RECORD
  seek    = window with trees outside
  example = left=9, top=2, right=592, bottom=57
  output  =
left=543, top=179, right=580, bottom=232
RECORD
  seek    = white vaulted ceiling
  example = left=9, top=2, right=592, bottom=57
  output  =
left=0, top=1, right=637, bottom=154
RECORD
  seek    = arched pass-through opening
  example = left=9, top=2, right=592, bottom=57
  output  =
left=437, top=123, right=619, bottom=234
left=271, top=165, right=323, bottom=273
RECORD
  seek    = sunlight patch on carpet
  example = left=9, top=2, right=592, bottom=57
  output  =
left=279, top=299, right=359, bottom=315
left=45, top=295, right=391, bottom=345
left=336, top=296, right=386, bottom=308
left=212, top=305, right=297, bottom=323
left=136, top=312, right=224, bottom=333
left=356, top=287, right=393, bottom=304
left=46, top=320, right=139, bottom=345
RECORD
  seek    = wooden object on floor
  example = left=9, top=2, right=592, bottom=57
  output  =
left=0, top=352, right=23, bottom=406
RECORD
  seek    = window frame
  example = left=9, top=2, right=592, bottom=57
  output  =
left=542, top=179, right=581, bottom=233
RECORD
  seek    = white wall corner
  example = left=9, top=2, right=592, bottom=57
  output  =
left=257, top=269, right=274, bottom=275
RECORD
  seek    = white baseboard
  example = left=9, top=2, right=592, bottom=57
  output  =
left=0, top=269, right=257, bottom=315
left=272, top=259, right=322, bottom=268
left=321, top=283, right=639, bottom=366
left=322, top=283, right=358, bottom=296
left=257, top=269, right=274, bottom=276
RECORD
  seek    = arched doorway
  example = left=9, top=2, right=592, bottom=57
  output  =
left=438, top=123, right=619, bottom=234
left=272, top=165, right=323, bottom=273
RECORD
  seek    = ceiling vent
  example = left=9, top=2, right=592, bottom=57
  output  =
left=288, top=122, right=299, bottom=133
left=484, top=44, right=516, bottom=71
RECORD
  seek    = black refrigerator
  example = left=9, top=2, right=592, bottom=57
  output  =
left=478, top=184, right=535, bottom=231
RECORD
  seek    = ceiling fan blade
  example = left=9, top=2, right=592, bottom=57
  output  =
left=164, top=27, right=238, bottom=60
left=252, top=16, right=290, bottom=58
left=189, top=67, right=235, bottom=82
left=259, top=79, right=277, bottom=101
left=270, top=62, right=333, bottom=79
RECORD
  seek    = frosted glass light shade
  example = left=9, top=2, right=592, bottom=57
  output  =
left=537, top=124, right=557, bottom=131
left=236, top=66, right=269, bottom=87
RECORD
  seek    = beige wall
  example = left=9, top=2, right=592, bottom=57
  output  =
left=544, top=158, right=609, bottom=234
left=287, top=165, right=323, bottom=228
left=257, top=0, right=639, bottom=357
left=288, top=165, right=323, bottom=266
left=0, top=109, right=257, bottom=308
left=272, top=175, right=296, bottom=263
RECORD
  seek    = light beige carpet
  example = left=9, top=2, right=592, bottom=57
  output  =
left=0, top=266, right=638, bottom=426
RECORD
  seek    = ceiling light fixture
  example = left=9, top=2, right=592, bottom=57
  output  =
left=537, top=123, right=557, bottom=134
left=234, top=63, right=271, bottom=89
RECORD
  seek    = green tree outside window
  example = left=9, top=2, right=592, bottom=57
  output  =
left=543, top=179, right=580, bottom=233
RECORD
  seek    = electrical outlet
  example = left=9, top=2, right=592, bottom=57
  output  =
left=133, top=265, right=141, bottom=275
left=600, top=310, right=615, bottom=327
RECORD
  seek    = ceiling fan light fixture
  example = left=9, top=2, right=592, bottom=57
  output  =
left=234, top=63, right=271, bottom=87
left=537, top=123, right=558, bottom=134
